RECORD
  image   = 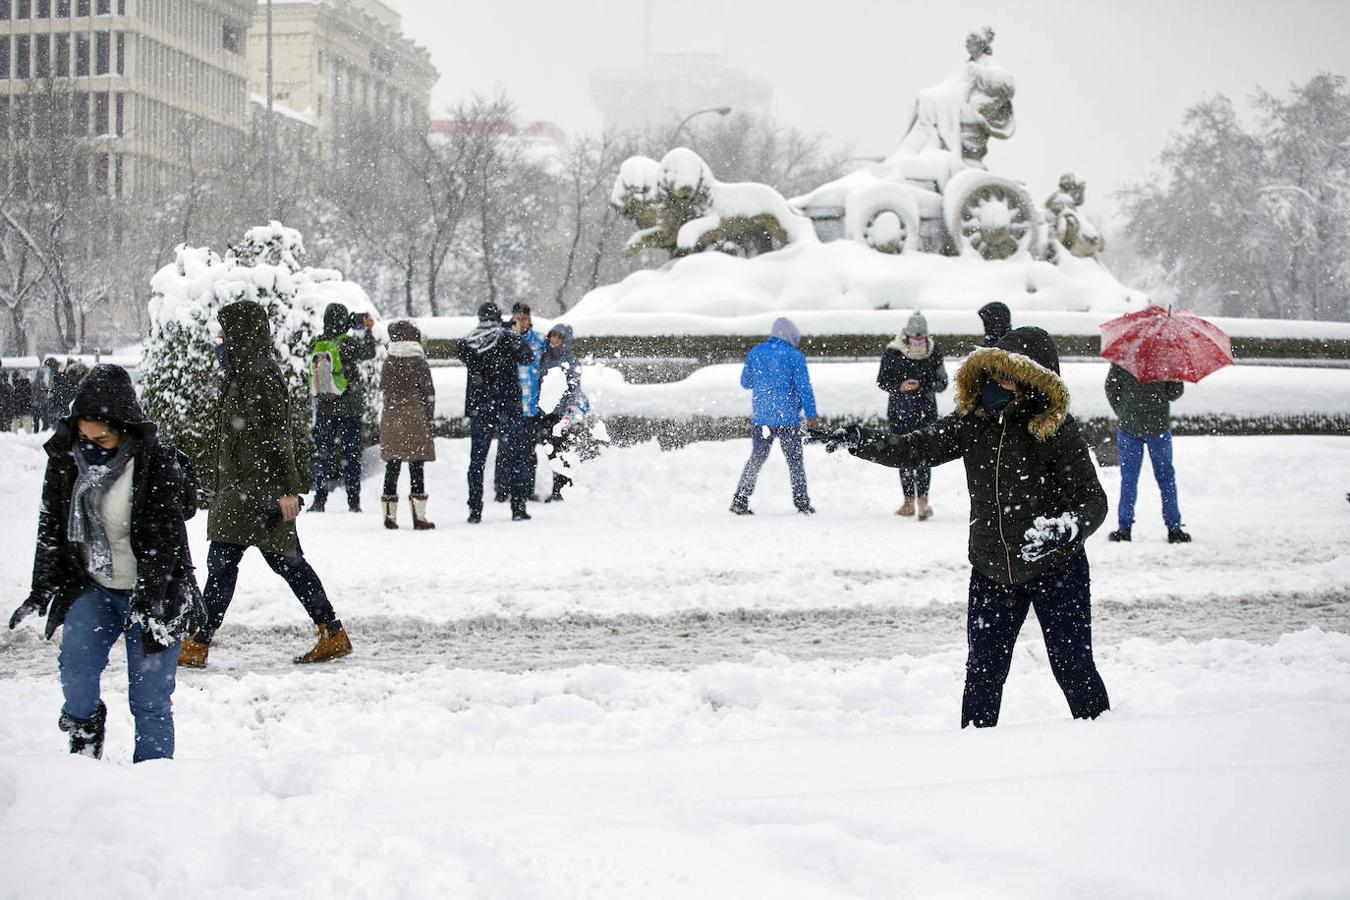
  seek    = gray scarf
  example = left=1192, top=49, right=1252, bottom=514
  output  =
left=463, top=321, right=504, bottom=354
left=68, top=436, right=136, bottom=578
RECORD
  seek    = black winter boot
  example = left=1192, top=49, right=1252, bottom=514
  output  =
left=59, top=702, right=107, bottom=759
left=545, top=473, right=571, bottom=503
left=1167, top=527, right=1192, bottom=544
left=1108, top=528, right=1131, bottom=542
left=510, top=497, right=531, bottom=521
left=467, top=506, right=482, bottom=524
left=729, top=495, right=753, bottom=516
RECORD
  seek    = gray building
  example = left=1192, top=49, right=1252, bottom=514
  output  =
left=0, top=0, right=254, bottom=198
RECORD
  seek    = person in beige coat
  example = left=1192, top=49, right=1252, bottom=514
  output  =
left=380, top=320, right=437, bottom=529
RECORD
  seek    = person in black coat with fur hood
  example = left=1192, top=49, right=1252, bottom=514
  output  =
left=8, top=365, right=203, bottom=761
left=811, top=327, right=1110, bottom=728
left=877, top=311, right=948, bottom=519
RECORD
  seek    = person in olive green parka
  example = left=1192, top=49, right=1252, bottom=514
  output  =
left=177, top=300, right=353, bottom=669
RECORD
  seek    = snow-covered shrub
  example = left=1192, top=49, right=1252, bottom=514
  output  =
left=141, top=222, right=380, bottom=480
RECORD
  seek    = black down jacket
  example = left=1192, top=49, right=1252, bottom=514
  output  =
left=26, top=365, right=203, bottom=652
left=876, top=339, right=948, bottom=433
left=852, top=327, right=1107, bottom=586
left=457, top=320, right=533, bottom=420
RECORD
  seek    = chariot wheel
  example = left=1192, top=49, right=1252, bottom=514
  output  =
left=943, top=172, right=1039, bottom=260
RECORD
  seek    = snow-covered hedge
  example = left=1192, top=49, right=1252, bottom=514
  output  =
left=140, top=223, right=379, bottom=475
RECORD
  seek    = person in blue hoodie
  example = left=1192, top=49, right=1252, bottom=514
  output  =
left=730, top=316, right=820, bottom=515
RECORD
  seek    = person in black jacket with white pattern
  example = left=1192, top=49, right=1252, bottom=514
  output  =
left=8, top=365, right=203, bottom=761
left=876, top=311, right=948, bottom=519
left=811, top=327, right=1110, bottom=728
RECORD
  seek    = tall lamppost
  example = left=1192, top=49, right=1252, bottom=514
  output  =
left=668, top=106, right=732, bottom=147
left=265, top=0, right=275, bottom=221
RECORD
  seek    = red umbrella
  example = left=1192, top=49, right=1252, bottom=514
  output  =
left=1099, top=305, right=1234, bottom=383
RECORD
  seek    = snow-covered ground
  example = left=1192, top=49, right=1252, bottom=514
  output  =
left=1, top=431, right=1348, bottom=898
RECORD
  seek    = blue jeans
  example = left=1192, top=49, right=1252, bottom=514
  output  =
left=1116, top=427, right=1182, bottom=529
left=468, top=416, right=528, bottom=509
left=59, top=583, right=180, bottom=762
left=313, top=413, right=363, bottom=507
left=735, top=424, right=810, bottom=507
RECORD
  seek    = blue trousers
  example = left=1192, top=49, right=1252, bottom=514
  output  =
left=735, top=424, right=810, bottom=507
left=199, top=541, right=336, bottom=643
left=59, top=583, right=180, bottom=762
left=468, top=416, right=528, bottom=509
left=1116, top=427, right=1182, bottom=529
left=962, top=550, right=1109, bottom=728
left=313, top=413, right=363, bottom=507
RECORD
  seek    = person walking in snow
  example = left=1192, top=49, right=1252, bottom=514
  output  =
left=809, top=327, right=1110, bottom=728
left=730, top=316, right=819, bottom=515
left=1104, top=363, right=1190, bottom=543
left=877, top=311, right=949, bottom=519
left=494, top=302, right=547, bottom=503
left=977, top=301, right=1011, bottom=348
left=379, top=320, right=436, bottom=530
left=309, top=302, right=376, bottom=513
left=10, top=371, right=34, bottom=433
left=0, top=368, right=12, bottom=432
left=538, top=323, right=598, bottom=503
left=457, top=301, right=535, bottom=523
left=177, top=300, right=352, bottom=669
left=9, top=365, right=204, bottom=761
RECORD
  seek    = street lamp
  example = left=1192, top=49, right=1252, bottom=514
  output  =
left=668, top=106, right=732, bottom=147
left=265, top=0, right=275, bottom=222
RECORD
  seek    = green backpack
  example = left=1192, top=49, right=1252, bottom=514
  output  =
left=310, top=338, right=347, bottom=396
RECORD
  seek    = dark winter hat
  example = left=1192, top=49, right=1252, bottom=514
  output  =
left=477, top=302, right=502, bottom=322
left=977, top=301, right=1011, bottom=346
left=996, top=326, right=1061, bottom=375
left=388, top=319, right=423, bottom=344
left=69, top=364, right=151, bottom=428
left=322, top=302, right=351, bottom=337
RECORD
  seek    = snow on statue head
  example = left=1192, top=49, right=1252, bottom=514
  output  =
left=612, top=147, right=817, bottom=259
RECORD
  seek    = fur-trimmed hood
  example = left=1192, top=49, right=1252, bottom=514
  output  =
left=954, top=326, right=1070, bottom=441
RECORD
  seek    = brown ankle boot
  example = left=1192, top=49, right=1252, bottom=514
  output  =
left=381, top=496, right=399, bottom=529
left=294, top=623, right=352, bottom=664
left=409, top=495, right=435, bottom=530
left=896, top=497, right=915, bottom=516
left=917, top=495, right=933, bottom=520
left=178, top=637, right=210, bottom=668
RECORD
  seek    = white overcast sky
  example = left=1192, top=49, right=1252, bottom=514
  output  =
left=382, top=0, right=1350, bottom=220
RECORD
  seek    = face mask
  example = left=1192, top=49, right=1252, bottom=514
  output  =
left=215, top=342, right=233, bottom=378
left=981, top=379, right=1016, bottom=413
left=78, top=439, right=116, bottom=466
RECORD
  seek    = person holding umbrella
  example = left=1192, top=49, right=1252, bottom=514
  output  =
left=1105, top=365, right=1188, bottom=543
left=1099, top=304, right=1234, bottom=544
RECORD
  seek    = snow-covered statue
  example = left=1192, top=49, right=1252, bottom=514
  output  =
left=792, top=25, right=1040, bottom=261
left=899, top=25, right=1016, bottom=169
left=612, top=147, right=817, bottom=259
left=1044, top=172, right=1106, bottom=259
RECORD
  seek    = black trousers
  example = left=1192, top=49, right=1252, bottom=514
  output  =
left=383, top=460, right=425, bottom=496
left=197, top=541, right=337, bottom=643
left=962, top=549, right=1109, bottom=728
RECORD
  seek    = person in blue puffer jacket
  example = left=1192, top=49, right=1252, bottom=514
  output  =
left=730, top=316, right=820, bottom=515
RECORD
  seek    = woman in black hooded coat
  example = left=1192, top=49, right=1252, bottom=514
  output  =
left=8, top=365, right=203, bottom=761
left=811, top=327, right=1110, bottom=728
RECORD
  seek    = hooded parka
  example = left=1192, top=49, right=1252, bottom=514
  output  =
left=25, top=365, right=203, bottom=651
left=852, top=327, right=1107, bottom=585
left=313, top=302, right=377, bottom=418
left=207, top=301, right=306, bottom=556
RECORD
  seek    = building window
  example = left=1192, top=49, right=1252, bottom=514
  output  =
left=95, top=0, right=107, bottom=14
left=15, top=35, right=29, bottom=79
left=55, top=33, right=69, bottom=75
left=94, top=31, right=108, bottom=74
left=57, top=0, right=69, bottom=15
left=72, top=90, right=87, bottom=134
left=0, top=37, right=9, bottom=80
left=93, top=91, right=108, bottom=133
left=34, top=34, right=49, bottom=77
left=94, top=152, right=108, bottom=193
left=115, top=31, right=123, bottom=73
left=37, top=0, right=49, bottom=17
left=75, top=33, right=88, bottom=74
left=222, top=23, right=242, bottom=54
left=0, top=1, right=10, bottom=20
left=14, top=94, right=29, bottom=137
left=114, top=90, right=122, bottom=135
left=17, top=0, right=30, bottom=19
left=0, top=97, right=9, bottom=139
left=116, top=0, right=122, bottom=14
left=114, top=153, right=123, bottom=197
left=76, top=0, right=88, bottom=14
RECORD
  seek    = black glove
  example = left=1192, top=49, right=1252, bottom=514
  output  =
left=805, top=425, right=862, bottom=454
left=8, top=597, right=44, bottom=630
left=1019, top=514, right=1080, bottom=562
